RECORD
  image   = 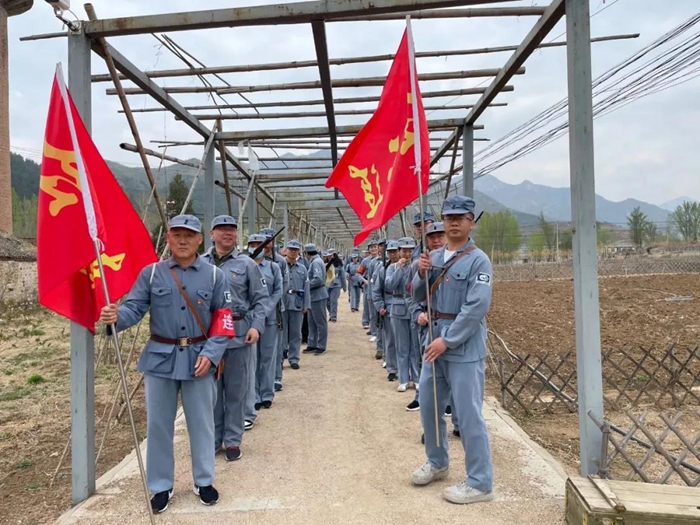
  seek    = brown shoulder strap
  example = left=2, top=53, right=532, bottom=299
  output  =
left=429, top=245, right=477, bottom=296
left=170, top=268, right=208, bottom=338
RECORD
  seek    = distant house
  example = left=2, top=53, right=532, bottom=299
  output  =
left=612, top=242, right=636, bottom=254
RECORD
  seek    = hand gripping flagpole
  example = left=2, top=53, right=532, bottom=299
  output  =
left=56, top=65, right=156, bottom=525
left=406, top=17, right=440, bottom=448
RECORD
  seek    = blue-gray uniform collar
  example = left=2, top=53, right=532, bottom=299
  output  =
left=442, top=238, right=475, bottom=254
left=168, top=254, right=204, bottom=270
left=206, top=245, right=238, bottom=260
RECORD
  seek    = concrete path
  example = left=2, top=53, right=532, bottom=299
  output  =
left=57, top=300, right=566, bottom=525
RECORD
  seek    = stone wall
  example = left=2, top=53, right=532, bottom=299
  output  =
left=0, top=260, right=37, bottom=306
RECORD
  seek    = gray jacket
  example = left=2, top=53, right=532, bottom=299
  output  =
left=411, top=239, right=492, bottom=363
left=306, top=254, right=329, bottom=303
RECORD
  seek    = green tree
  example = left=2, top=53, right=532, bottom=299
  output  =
left=597, top=222, right=613, bottom=247
left=11, top=188, right=38, bottom=239
left=670, top=201, right=700, bottom=242
left=166, top=173, right=194, bottom=217
left=538, top=212, right=556, bottom=259
left=475, top=211, right=521, bottom=262
left=527, top=232, right=545, bottom=261
left=627, top=206, right=656, bottom=247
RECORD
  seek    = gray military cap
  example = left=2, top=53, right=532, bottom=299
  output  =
left=398, top=237, right=417, bottom=249
left=286, top=239, right=302, bottom=250
left=321, top=250, right=330, bottom=257
left=351, top=253, right=360, bottom=258
left=248, top=234, right=267, bottom=244
left=426, top=222, right=445, bottom=235
left=211, top=214, right=237, bottom=229
left=258, top=227, right=275, bottom=238
left=413, top=211, right=435, bottom=225
left=368, top=240, right=378, bottom=247
left=442, top=195, right=476, bottom=216
left=377, top=239, right=387, bottom=246
left=386, top=240, right=399, bottom=251
left=304, top=243, right=318, bottom=253
left=169, top=214, right=201, bottom=233
left=328, top=248, right=336, bottom=255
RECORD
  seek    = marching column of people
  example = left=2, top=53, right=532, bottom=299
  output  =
left=101, top=212, right=346, bottom=515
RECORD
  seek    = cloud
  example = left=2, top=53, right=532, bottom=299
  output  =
left=7, top=0, right=700, bottom=206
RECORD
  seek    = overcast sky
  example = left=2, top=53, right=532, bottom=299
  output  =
left=7, top=0, right=700, bottom=206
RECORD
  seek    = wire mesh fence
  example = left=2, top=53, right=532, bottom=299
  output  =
left=492, top=256, right=700, bottom=282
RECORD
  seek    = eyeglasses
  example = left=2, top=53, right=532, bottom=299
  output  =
left=444, top=215, right=474, bottom=223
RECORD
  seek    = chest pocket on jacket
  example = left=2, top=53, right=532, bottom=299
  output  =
left=197, top=289, right=212, bottom=311
left=227, top=262, right=249, bottom=310
left=151, top=287, right=172, bottom=307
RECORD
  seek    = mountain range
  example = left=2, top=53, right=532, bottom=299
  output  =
left=659, top=196, right=697, bottom=212
left=475, top=174, right=674, bottom=226
left=10, top=151, right=690, bottom=230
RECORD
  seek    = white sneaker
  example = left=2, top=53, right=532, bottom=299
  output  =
left=411, top=463, right=449, bottom=486
left=382, top=362, right=386, bottom=368
left=369, top=336, right=377, bottom=343
left=443, top=482, right=493, bottom=505
left=397, top=383, right=408, bottom=392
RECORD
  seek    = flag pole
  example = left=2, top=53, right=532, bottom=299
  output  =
left=56, top=64, right=155, bottom=525
left=406, top=17, right=440, bottom=447
left=94, top=241, right=156, bottom=525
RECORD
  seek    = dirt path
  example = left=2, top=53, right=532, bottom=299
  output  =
left=57, top=298, right=566, bottom=525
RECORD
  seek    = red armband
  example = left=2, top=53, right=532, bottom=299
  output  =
left=209, top=308, right=235, bottom=338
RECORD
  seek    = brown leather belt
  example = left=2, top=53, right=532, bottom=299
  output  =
left=432, top=311, right=457, bottom=320
left=150, top=334, right=207, bottom=347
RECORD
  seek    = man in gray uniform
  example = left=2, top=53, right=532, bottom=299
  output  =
left=326, top=248, right=346, bottom=322
left=387, top=237, right=419, bottom=392
left=372, top=240, right=399, bottom=381
left=244, top=234, right=283, bottom=425
left=259, top=228, right=287, bottom=395
left=410, top=196, right=494, bottom=505
left=303, top=243, right=329, bottom=355
left=346, top=253, right=363, bottom=312
left=369, top=239, right=387, bottom=358
left=100, top=214, right=231, bottom=513
left=411, top=211, right=435, bottom=262
left=202, top=215, right=268, bottom=458
left=281, top=240, right=310, bottom=373
left=360, top=241, right=378, bottom=331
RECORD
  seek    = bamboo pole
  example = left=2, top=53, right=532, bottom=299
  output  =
left=217, top=120, right=234, bottom=216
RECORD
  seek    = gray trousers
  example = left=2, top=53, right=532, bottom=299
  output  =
left=214, top=346, right=250, bottom=449
left=419, top=358, right=493, bottom=494
left=275, top=319, right=286, bottom=383
left=369, top=300, right=379, bottom=337
left=327, top=287, right=341, bottom=320
left=308, top=299, right=328, bottom=350
left=283, top=309, right=303, bottom=365
left=392, top=316, right=419, bottom=385
left=145, top=374, right=216, bottom=494
left=382, top=313, right=397, bottom=374
left=349, top=286, right=361, bottom=310
left=253, top=324, right=278, bottom=407
left=361, top=286, right=370, bottom=326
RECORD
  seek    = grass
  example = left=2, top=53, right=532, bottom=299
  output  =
left=27, top=374, right=45, bottom=385
left=0, top=386, right=31, bottom=402
left=24, top=483, right=41, bottom=491
left=19, top=328, right=45, bottom=338
left=15, top=460, right=34, bottom=470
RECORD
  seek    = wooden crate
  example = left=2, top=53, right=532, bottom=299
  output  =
left=565, top=476, right=700, bottom=524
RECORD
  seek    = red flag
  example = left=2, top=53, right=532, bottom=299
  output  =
left=325, top=28, right=430, bottom=246
left=37, top=66, right=158, bottom=332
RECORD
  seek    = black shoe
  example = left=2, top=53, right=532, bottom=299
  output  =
left=453, top=429, right=461, bottom=438
left=375, top=351, right=383, bottom=360
left=194, top=485, right=219, bottom=506
left=366, top=330, right=372, bottom=335
left=330, top=319, right=337, bottom=322
left=283, top=350, right=289, bottom=360
left=406, top=399, right=420, bottom=411
left=244, top=420, right=254, bottom=431
left=362, top=325, right=369, bottom=330
left=303, top=347, right=316, bottom=353
left=421, top=433, right=425, bottom=445
left=314, top=348, right=327, bottom=355
left=151, top=489, right=173, bottom=514
left=254, top=402, right=262, bottom=411
left=301, top=340, right=308, bottom=344
left=225, top=446, right=242, bottom=461
left=445, top=405, right=452, bottom=417
left=274, top=381, right=283, bottom=392
left=387, top=373, right=397, bottom=382
left=262, top=400, right=272, bottom=409
left=291, top=362, right=300, bottom=370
